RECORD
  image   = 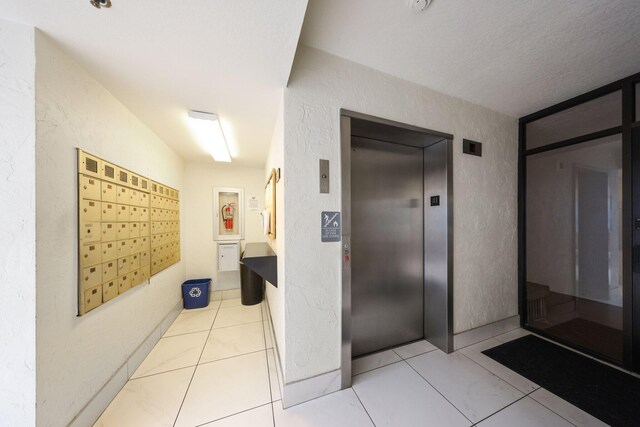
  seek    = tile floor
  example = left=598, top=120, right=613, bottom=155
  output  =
left=95, top=300, right=607, bottom=427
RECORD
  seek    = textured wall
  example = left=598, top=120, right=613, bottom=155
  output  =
left=282, top=47, right=518, bottom=383
left=265, top=94, right=286, bottom=367
left=183, top=162, right=267, bottom=290
left=35, top=33, right=185, bottom=426
left=0, top=20, right=36, bottom=427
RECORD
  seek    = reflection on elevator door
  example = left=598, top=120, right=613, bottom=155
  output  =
left=351, top=137, right=424, bottom=357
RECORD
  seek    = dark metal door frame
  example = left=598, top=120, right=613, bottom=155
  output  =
left=519, top=72, right=640, bottom=370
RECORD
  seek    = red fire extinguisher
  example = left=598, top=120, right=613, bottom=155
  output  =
left=222, top=203, right=236, bottom=231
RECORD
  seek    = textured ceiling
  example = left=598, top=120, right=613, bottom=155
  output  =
left=1, top=0, right=309, bottom=166
left=2, top=1, right=639, bottom=166
left=301, top=0, right=640, bottom=118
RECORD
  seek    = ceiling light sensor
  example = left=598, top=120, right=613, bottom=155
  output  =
left=90, top=0, right=112, bottom=9
left=410, top=0, right=432, bottom=13
left=187, top=110, right=232, bottom=163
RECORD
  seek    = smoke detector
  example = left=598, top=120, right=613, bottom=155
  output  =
left=410, top=0, right=432, bottom=12
left=90, top=0, right=112, bottom=9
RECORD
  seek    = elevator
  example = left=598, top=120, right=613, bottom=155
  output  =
left=340, top=111, right=453, bottom=387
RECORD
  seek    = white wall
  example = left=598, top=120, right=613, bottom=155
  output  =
left=282, top=47, right=518, bottom=383
left=183, top=162, right=268, bottom=290
left=35, top=33, right=186, bottom=426
left=265, top=94, right=286, bottom=367
left=0, top=19, right=36, bottom=427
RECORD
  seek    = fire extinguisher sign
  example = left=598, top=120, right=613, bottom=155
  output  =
left=321, top=211, right=341, bottom=242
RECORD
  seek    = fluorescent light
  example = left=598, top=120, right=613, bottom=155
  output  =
left=187, top=110, right=231, bottom=162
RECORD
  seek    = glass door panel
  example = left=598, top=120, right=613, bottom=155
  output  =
left=526, top=134, right=623, bottom=362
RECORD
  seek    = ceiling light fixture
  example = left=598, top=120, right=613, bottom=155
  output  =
left=90, top=0, right=112, bottom=9
left=188, top=111, right=232, bottom=162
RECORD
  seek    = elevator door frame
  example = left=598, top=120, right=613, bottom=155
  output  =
left=340, top=110, right=454, bottom=389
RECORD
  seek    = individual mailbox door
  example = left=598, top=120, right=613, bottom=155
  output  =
left=118, top=256, right=130, bottom=275
left=81, top=200, right=101, bottom=222
left=140, top=250, right=150, bottom=266
left=117, top=204, right=130, bottom=222
left=101, top=181, right=117, bottom=202
left=129, top=222, right=140, bottom=238
left=101, top=223, right=117, bottom=242
left=140, top=236, right=150, bottom=251
left=117, top=168, right=129, bottom=187
left=118, top=274, right=132, bottom=294
left=130, top=253, right=141, bottom=270
left=131, top=269, right=142, bottom=287
left=116, top=185, right=129, bottom=205
left=84, top=285, right=102, bottom=312
left=151, top=208, right=158, bottom=221
left=140, top=207, right=149, bottom=222
left=129, top=238, right=139, bottom=254
left=80, top=175, right=101, bottom=201
left=80, top=222, right=101, bottom=243
left=151, top=234, right=159, bottom=248
left=151, top=194, right=160, bottom=208
left=117, top=239, right=130, bottom=257
left=101, top=202, right=117, bottom=222
left=102, top=260, right=117, bottom=282
left=129, top=206, right=140, bottom=222
left=102, top=241, right=117, bottom=262
left=102, top=280, right=118, bottom=302
left=130, top=189, right=139, bottom=206
left=139, top=192, right=149, bottom=207
left=79, top=151, right=101, bottom=179
left=140, top=222, right=149, bottom=237
left=117, top=223, right=129, bottom=240
left=80, top=243, right=101, bottom=268
left=82, top=264, right=102, bottom=289
left=129, top=174, right=141, bottom=190
left=101, top=161, right=117, bottom=183
left=140, top=266, right=150, bottom=282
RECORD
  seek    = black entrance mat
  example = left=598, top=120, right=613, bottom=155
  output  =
left=482, top=335, right=640, bottom=427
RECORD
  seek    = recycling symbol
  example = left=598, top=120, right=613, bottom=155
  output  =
left=189, top=287, right=202, bottom=298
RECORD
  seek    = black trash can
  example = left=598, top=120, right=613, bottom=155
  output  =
left=240, top=261, right=264, bottom=305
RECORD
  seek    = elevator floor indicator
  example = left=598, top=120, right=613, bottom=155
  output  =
left=321, top=211, right=341, bottom=242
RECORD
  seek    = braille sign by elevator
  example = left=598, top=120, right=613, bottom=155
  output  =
left=321, top=211, right=341, bottom=242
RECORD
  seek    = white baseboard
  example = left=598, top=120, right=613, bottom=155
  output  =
left=263, top=297, right=341, bottom=409
left=453, top=315, right=521, bottom=350
left=282, top=369, right=341, bottom=408
left=68, top=300, right=183, bottom=427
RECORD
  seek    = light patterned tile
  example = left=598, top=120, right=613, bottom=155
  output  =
left=201, top=404, right=273, bottom=427
left=132, top=331, right=208, bottom=379
left=200, top=322, right=265, bottom=363
left=393, top=340, right=437, bottom=359
left=352, top=362, right=469, bottom=426
left=274, top=389, right=372, bottom=427
left=213, top=304, right=262, bottom=329
left=175, top=351, right=270, bottom=427
left=530, top=388, right=608, bottom=427
left=352, top=350, right=401, bottom=376
left=477, top=397, right=573, bottom=427
left=94, top=367, right=194, bottom=427
left=407, top=351, right=523, bottom=423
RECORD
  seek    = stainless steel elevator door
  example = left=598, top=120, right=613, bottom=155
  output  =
left=351, top=136, right=424, bottom=357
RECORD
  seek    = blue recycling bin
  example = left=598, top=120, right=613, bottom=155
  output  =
left=182, top=278, right=211, bottom=309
